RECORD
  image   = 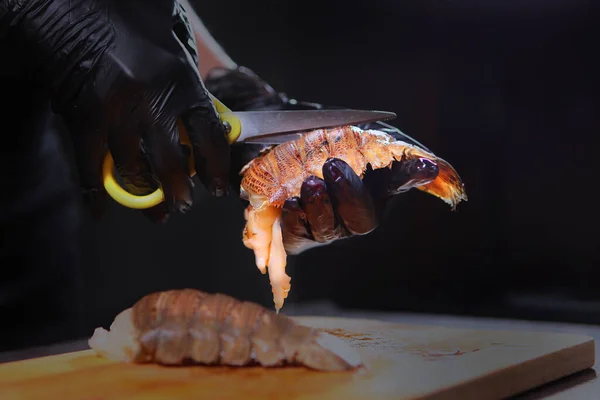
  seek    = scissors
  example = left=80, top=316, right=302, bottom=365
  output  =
left=102, top=94, right=396, bottom=210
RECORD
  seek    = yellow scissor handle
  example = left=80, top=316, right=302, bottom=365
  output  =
left=102, top=94, right=240, bottom=210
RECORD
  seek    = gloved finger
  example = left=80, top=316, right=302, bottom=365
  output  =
left=322, top=158, right=378, bottom=235
left=107, top=122, right=171, bottom=223
left=390, top=157, right=440, bottom=190
left=181, top=106, right=230, bottom=197
left=142, top=145, right=195, bottom=224
left=281, top=196, right=311, bottom=241
left=139, top=142, right=193, bottom=224
left=70, top=128, right=108, bottom=220
left=140, top=119, right=195, bottom=214
left=107, top=120, right=161, bottom=198
left=299, top=176, right=337, bottom=243
left=281, top=197, right=335, bottom=255
left=169, top=16, right=231, bottom=197
left=363, top=157, right=440, bottom=199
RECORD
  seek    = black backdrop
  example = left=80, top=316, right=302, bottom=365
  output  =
left=70, top=0, right=600, bottom=335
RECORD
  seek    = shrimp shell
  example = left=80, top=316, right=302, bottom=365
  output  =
left=240, top=126, right=467, bottom=210
left=239, top=126, right=467, bottom=312
left=88, top=289, right=362, bottom=371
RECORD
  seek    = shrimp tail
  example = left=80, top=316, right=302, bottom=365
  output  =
left=417, top=156, right=468, bottom=210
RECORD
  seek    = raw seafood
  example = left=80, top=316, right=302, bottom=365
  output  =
left=240, top=126, right=467, bottom=312
left=88, top=288, right=363, bottom=371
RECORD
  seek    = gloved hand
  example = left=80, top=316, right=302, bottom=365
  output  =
left=204, top=67, right=439, bottom=255
left=1, top=0, right=230, bottom=223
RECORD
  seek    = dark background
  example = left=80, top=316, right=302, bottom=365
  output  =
left=10, top=0, right=600, bottom=346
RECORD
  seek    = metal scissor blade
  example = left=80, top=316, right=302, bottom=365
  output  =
left=234, top=109, right=396, bottom=144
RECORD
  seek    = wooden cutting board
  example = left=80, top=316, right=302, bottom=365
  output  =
left=0, top=316, right=594, bottom=400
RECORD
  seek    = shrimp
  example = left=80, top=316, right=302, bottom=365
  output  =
left=239, top=126, right=467, bottom=312
left=88, top=289, right=362, bottom=371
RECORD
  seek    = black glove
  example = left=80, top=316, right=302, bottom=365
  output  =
left=1, top=0, right=231, bottom=223
left=204, top=66, right=439, bottom=254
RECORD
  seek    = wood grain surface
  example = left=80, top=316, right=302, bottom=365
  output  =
left=0, top=316, right=594, bottom=400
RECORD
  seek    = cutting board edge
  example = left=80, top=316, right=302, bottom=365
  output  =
left=422, top=336, right=596, bottom=400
